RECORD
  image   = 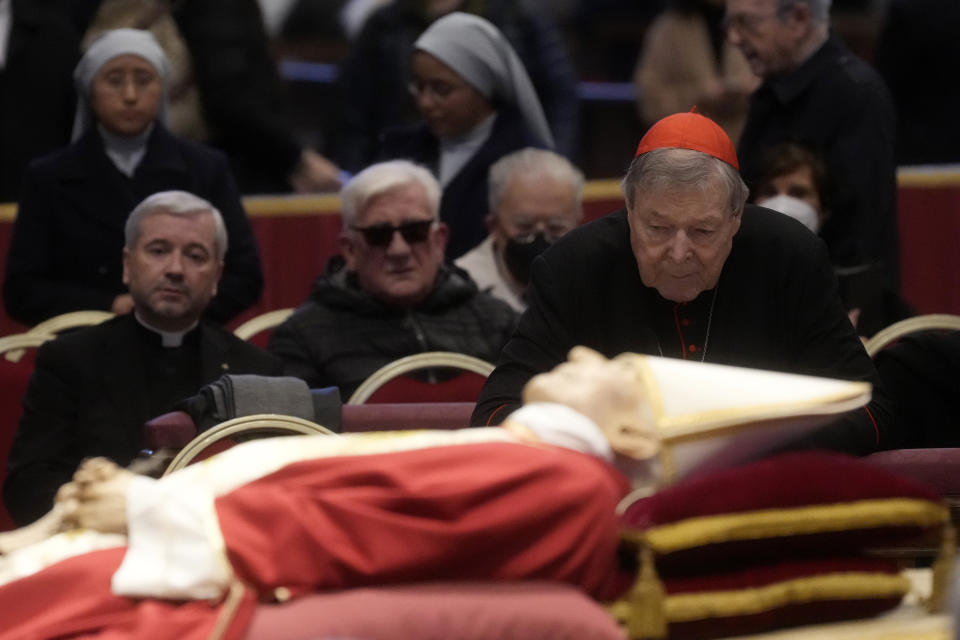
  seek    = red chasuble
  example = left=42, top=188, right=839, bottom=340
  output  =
left=0, top=441, right=627, bottom=639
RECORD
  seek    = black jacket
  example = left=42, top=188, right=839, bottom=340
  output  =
left=268, top=265, right=518, bottom=399
left=3, top=124, right=263, bottom=326
left=738, top=34, right=898, bottom=289
left=473, top=207, right=892, bottom=456
left=3, top=314, right=282, bottom=525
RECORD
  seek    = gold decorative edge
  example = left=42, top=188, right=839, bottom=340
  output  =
left=232, top=308, right=294, bottom=340
left=163, top=413, right=336, bottom=475
left=866, top=314, right=960, bottom=357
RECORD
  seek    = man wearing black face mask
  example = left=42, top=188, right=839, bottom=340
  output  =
left=456, top=148, right=584, bottom=312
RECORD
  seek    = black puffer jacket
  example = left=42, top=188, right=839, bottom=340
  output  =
left=268, top=265, right=518, bottom=398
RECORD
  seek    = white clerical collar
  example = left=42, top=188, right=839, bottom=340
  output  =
left=437, top=113, right=496, bottom=187
left=134, top=312, right=198, bottom=348
left=99, top=122, right=153, bottom=177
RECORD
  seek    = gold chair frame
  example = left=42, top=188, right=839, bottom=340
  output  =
left=163, top=413, right=336, bottom=475
left=232, top=308, right=294, bottom=341
left=28, top=311, right=114, bottom=335
left=347, top=351, right=496, bottom=405
left=0, top=332, right=56, bottom=363
left=865, top=314, right=960, bottom=357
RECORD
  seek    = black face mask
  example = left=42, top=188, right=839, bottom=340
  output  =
left=503, top=233, right=551, bottom=285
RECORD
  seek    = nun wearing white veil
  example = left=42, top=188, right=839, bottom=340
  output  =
left=378, top=12, right=555, bottom=259
left=3, top=29, right=263, bottom=326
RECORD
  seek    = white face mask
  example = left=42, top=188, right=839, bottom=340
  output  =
left=756, top=194, right=821, bottom=234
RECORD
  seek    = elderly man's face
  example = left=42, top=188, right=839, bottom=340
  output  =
left=341, top=183, right=448, bottom=307
left=724, top=0, right=807, bottom=78
left=491, top=173, right=580, bottom=284
left=90, top=54, right=162, bottom=137
left=628, top=180, right=741, bottom=303
left=122, top=211, right=223, bottom=331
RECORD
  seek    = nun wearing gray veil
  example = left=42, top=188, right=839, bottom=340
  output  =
left=378, top=12, right=554, bottom=260
left=3, top=29, right=263, bottom=327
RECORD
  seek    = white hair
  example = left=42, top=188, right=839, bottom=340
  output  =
left=125, top=190, right=228, bottom=261
left=780, top=0, right=832, bottom=23
left=340, top=160, right=441, bottom=227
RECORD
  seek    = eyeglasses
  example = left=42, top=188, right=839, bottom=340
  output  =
left=351, top=220, right=434, bottom=247
left=407, top=79, right=467, bottom=100
left=507, top=219, right=576, bottom=244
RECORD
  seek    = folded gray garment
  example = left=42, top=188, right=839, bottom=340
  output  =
left=206, top=374, right=317, bottom=424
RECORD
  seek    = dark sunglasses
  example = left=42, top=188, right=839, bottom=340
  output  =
left=351, top=220, right=434, bottom=247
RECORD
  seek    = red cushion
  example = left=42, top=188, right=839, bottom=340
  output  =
left=364, top=371, right=488, bottom=403
left=244, top=581, right=626, bottom=640
left=621, top=452, right=947, bottom=570
left=660, top=556, right=906, bottom=640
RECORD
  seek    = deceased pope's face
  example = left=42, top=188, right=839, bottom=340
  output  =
left=523, top=347, right=660, bottom=460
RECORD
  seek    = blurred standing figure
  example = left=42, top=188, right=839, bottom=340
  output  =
left=728, top=0, right=899, bottom=292
left=456, top=148, right=584, bottom=312
left=3, top=28, right=262, bottom=326
left=336, top=0, right=577, bottom=173
left=875, top=0, right=960, bottom=165
left=0, top=0, right=81, bottom=201
left=634, top=0, right=758, bottom=142
left=378, top=11, right=554, bottom=259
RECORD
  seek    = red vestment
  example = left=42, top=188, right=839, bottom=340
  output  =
left=0, top=442, right=628, bottom=639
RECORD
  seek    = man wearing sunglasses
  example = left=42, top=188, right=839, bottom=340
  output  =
left=268, top=160, right=518, bottom=398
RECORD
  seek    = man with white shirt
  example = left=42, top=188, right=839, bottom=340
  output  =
left=2, top=190, right=281, bottom=526
left=456, top=148, right=583, bottom=312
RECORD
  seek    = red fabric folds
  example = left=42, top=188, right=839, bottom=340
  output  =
left=216, top=442, right=629, bottom=600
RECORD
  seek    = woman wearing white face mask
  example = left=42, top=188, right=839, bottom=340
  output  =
left=3, top=28, right=262, bottom=327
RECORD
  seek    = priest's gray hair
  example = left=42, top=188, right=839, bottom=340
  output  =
left=621, top=148, right=749, bottom=217
left=341, top=160, right=441, bottom=227
left=779, top=0, right=831, bottom=23
left=125, top=190, right=228, bottom=261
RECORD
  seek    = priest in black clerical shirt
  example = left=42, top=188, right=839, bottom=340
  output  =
left=3, top=190, right=281, bottom=526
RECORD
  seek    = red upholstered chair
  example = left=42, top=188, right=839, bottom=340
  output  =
left=341, top=402, right=475, bottom=432
left=0, top=332, right=56, bottom=531
left=161, top=414, right=336, bottom=475
left=232, top=308, right=294, bottom=348
left=864, top=314, right=960, bottom=356
left=347, top=352, right=495, bottom=404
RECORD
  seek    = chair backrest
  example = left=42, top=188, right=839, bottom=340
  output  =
left=28, top=310, right=114, bottom=336
left=0, top=332, right=56, bottom=531
left=865, top=314, right=960, bottom=357
left=163, top=413, right=336, bottom=475
left=233, top=308, right=294, bottom=347
left=347, top=352, right=496, bottom=405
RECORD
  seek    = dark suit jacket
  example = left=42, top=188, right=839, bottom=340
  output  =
left=2, top=124, right=264, bottom=326
left=378, top=108, right=548, bottom=260
left=0, top=0, right=80, bottom=202
left=738, top=34, right=898, bottom=290
left=2, top=314, right=283, bottom=525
